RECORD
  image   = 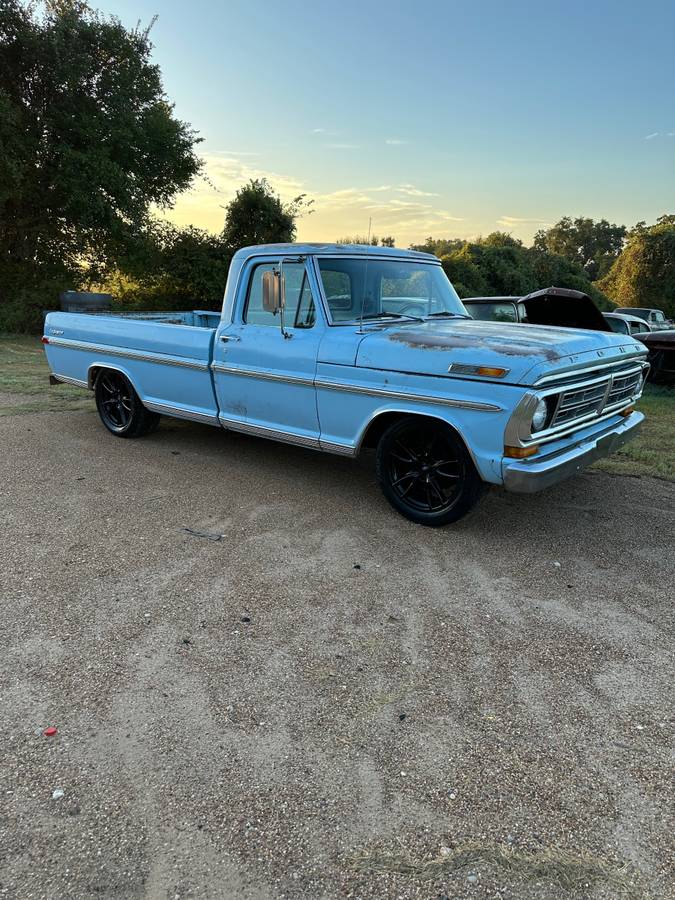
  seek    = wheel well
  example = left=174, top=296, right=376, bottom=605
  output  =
left=359, top=411, right=467, bottom=453
left=88, top=364, right=128, bottom=391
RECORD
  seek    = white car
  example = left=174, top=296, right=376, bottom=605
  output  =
left=620, top=307, right=672, bottom=329
left=603, top=312, right=653, bottom=337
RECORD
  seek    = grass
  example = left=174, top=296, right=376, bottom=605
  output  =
left=0, top=334, right=672, bottom=481
left=349, top=841, right=644, bottom=898
left=592, top=384, right=674, bottom=481
left=0, top=334, right=92, bottom=417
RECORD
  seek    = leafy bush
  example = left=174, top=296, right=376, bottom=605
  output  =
left=598, top=219, right=675, bottom=318
left=429, top=232, right=615, bottom=310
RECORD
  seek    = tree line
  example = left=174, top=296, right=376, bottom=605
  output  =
left=409, top=216, right=675, bottom=317
left=1, top=1, right=674, bottom=331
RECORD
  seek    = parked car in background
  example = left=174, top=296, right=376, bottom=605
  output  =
left=620, top=307, right=673, bottom=329
left=639, top=331, right=675, bottom=384
left=462, top=296, right=521, bottom=322
left=603, top=312, right=652, bottom=336
left=463, top=287, right=610, bottom=332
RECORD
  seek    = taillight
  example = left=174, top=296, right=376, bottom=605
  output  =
left=41, top=336, right=49, bottom=344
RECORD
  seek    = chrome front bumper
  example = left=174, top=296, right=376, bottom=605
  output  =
left=503, top=411, right=644, bottom=494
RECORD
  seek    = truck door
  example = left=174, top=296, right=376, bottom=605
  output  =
left=212, top=258, right=323, bottom=446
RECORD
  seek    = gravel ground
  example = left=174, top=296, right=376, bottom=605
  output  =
left=1, top=406, right=673, bottom=900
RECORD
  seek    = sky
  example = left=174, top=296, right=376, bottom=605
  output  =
left=95, top=0, right=675, bottom=247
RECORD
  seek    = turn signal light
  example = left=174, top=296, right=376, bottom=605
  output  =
left=476, top=366, right=508, bottom=378
left=619, top=406, right=635, bottom=417
left=504, top=445, right=539, bottom=459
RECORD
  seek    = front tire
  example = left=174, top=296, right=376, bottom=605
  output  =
left=95, top=370, right=160, bottom=438
left=376, top=416, right=484, bottom=526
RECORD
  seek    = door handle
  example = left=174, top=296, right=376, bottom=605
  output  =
left=220, top=335, right=240, bottom=343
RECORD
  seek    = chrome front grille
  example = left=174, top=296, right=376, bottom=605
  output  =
left=605, top=371, right=644, bottom=409
left=551, top=382, right=608, bottom=426
left=545, top=363, right=646, bottom=438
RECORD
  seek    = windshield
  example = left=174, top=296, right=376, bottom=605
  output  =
left=316, top=257, right=467, bottom=323
left=606, top=316, right=628, bottom=334
left=465, top=301, right=518, bottom=323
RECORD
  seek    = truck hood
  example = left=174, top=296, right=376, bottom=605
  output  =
left=355, top=320, right=645, bottom=385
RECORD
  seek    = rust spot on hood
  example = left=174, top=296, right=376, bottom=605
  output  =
left=387, top=330, right=562, bottom=362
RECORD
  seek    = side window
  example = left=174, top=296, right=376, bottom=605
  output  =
left=320, top=269, right=354, bottom=321
left=244, top=263, right=316, bottom=328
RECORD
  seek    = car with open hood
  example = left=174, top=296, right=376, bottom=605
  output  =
left=463, top=287, right=611, bottom=332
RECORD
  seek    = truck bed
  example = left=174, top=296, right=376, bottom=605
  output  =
left=88, top=310, right=222, bottom=329
left=43, top=310, right=221, bottom=425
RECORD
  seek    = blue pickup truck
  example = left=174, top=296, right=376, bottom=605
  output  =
left=43, top=243, right=648, bottom=525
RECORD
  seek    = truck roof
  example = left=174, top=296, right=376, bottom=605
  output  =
left=232, top=242, right=438, bottom=262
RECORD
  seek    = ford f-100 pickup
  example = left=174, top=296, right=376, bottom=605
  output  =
left=43, top=243, right=649, bottom=525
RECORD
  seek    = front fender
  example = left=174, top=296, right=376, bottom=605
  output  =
left=315, top=363, right=525, bottom=484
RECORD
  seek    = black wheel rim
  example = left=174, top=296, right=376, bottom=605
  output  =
left=387, top=423, right=465, bottom=514
left=98, top=372, right=133, bottom=430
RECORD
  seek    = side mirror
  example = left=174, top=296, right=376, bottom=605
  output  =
left=262, top=269, right=284, bottom=314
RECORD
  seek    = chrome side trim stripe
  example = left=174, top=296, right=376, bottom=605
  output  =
left=47, top=337, right=210, bottom=371
left=314, top=379, right=501, bottom=411
left=319, top=439, right=357, bottom=457
left=51, top=373, right=89, bottom=389
left=143, top=400, right=220, bottom=427
left=218, top=415, right=322, bottom=450
left=211, top=362, right=314, bottom=387
left=211, top=364, right=500, bottom=412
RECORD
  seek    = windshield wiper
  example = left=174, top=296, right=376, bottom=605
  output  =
left=361, top=311, right=425, bottom=322
left=425, top=311, right=472, bottom=319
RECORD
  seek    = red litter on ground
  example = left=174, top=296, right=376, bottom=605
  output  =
left=44, top=727, right=57, bottom=737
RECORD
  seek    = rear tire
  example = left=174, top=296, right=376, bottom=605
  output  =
left=94, top=370, right=160, bottom=438
left=376, top=416, right=484, bottom=526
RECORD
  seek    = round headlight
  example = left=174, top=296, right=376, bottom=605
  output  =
left=531, top=397, right=548, bottom=432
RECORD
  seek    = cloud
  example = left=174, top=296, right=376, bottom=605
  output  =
left=645, top=132, right=659, bottom=140
left=388, top=199, right=434, bottom=209
left=313, top=188, right=375, bottom=209
left=159, top=153, right=305, bottom=232
left=668, top=131, right=675, bottom=137
left=385, top=138, right=407, bottom=145
left=497, top=215, right=551, bottom=228
left=324, top=142, right=360, bottom=150
left=211, top=149, right=261, bottom=157
left=396, top=184, right=439, bottom=197
left=163, top=156, right=464, bottom=245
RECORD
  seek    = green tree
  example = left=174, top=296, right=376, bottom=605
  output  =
left=533, top=216, right=626, bottom=280
left=336, top=234, right=379, bottom=245
left=0, top=0, right=202, bottom=330
left=598, top=218, right=675, bottom=318
left=336, top=234, right=395, bottom=246
left=100, top=221, right=231, bottom=312
left=410, top=237, right=465, bottom=257
left=437, top=233, right=534, bottom=298
left=223, top=178, right=312, bottom=249
left=432, top=232, right=613, bottom=309
left=530, top=248, right=614, bottom=310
